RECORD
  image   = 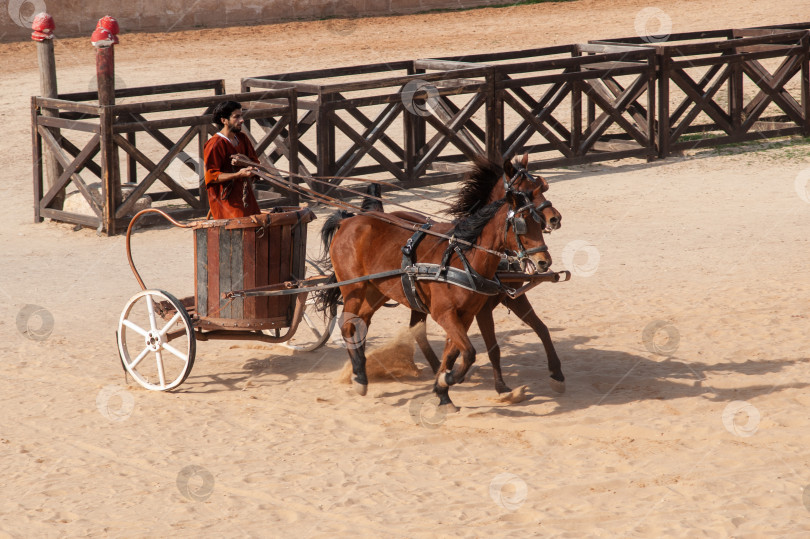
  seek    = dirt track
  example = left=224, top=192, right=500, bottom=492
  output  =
left=3, top=0, right=810, bottom=536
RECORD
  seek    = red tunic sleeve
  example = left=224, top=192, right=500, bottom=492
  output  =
left=204, top=136, right=228, bottom=186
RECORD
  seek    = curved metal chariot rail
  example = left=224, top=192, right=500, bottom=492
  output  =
left=126, top=208, right=194, bottom=291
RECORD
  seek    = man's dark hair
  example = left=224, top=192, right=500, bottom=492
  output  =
left=212, top=100, right=242, bottom=127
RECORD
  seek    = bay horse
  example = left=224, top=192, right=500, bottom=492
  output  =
left=368, top=154, right=566, bottom=395
left=317, top=173, right=553, bottom=411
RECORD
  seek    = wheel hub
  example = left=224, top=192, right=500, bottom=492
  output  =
left=145, top=330, right=162, bottom=351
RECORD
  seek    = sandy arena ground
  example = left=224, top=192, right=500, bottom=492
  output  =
left=3, top=0, right=810, bottom=536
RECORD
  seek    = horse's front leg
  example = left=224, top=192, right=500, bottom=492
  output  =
left=501, top=294, right=565, bottom=393
left=433, top=339, right=461, bottom=411
left=433, top=318, right=476, bottom=411
left=342, top=314, right=369, bottom=396
left=476, top=295, right=511, bottom=394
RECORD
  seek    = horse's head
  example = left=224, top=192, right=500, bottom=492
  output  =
left=503, top=185, right=553, bottom=274
left=503, top=153, right=561, bottom=233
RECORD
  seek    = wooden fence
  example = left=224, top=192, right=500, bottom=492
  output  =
left=31, top=23, right=810, bottom=233
left=593, top=26, right=810, bottom=155
left=32, top=82, right=299, bottom=234
left=242, top=43, right=657, bottom=191
left=242, top=25, right=809, bottom=193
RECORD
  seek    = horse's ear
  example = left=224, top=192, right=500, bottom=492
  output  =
left=503, top=157, right=515, bottom=178
left=521, top=152, right=529, bottom=168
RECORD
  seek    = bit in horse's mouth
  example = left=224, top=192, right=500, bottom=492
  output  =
left=522, top=259, right=538, bottom=274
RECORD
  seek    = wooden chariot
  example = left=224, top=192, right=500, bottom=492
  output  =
left=116, top=208, right=335, bottom=391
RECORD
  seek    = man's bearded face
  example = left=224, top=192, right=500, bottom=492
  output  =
left=226, top=109, right=244, bottom=132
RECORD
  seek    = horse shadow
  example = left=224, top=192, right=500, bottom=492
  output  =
left=439, top=332, right=810, bottom=417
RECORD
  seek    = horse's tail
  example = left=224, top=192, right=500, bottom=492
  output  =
left=361, top=182, right=383, bottom=212
left=313, top=208, right=353, bottom=313
left=314, top=273, right=341, bottom=317
left=314, top=182, right=382, bottom=314
left=317, top=182, right=382, bottom=268
left=318, top=209, right=354, bottom=270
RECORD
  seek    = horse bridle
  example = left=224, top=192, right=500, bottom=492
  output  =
left=504, top=163, right=554, bottom=220
left=504, top=163, right=550, bottom=193
left=504, top=190, right=550, bottom=262
left=500, top=161, right=554, bottom=260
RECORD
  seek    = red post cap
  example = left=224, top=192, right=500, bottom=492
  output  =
left=91, top=27, right=118, bottom=47
left=97, top=16, right=120, bottom=36
left=31, top=13, right=55, bottom=42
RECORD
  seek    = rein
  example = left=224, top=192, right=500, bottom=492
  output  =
left=234, top=155, right=551, bottom=265
left=232, top=154, right=452, bottom=222
left=239, top=160, right=514, bottom=261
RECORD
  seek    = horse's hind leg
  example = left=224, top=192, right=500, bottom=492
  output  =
left=342, top=316, right=369, bottom=396
left=476, top=296, right=511, bottom=395
left=341, top=286, right=382, bottom=396
left=501, top=294, right=565, bottom=393
left=410, top=310, right=440, bottom=373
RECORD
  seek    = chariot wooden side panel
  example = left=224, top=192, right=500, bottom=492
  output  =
left=191, top=208, right=315, bottom=331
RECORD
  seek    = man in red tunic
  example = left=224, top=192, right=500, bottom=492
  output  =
left=203, top=100, right=261, bottom=219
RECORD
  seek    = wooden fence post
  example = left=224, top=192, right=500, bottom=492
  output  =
left=657, top=49, right=671, bottom=158
left=288, top=89, right=300, bottom=206
left=571, top=66, right=582, bottom=157
left=646, top=49, right=657, bottom=162
left=316, top=91, right=335, bottom=190
left=92, top=16, right=121, bottom=235
left=729, top=38, right=743, bottom=137
left=32, top=13, right=64, bottom=212
left=403, top=63, right=417, bottom=181
left=31, top=97, right=43, bottom=223
left=802, top=33, right=810, bottom=137
left=485, top=68, right=503, bottom=163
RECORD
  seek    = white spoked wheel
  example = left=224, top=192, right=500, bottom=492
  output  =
left=117, top=289, right=196, bottom=391
left=283, top=259, right=338, bottom=352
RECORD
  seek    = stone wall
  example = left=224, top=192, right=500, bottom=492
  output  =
left=0, top=0, right=511, bottom=42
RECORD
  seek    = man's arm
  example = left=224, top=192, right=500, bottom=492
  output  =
left=213, top=168, right=255, bottom=183
left=204, top=138, right=255, bottom=185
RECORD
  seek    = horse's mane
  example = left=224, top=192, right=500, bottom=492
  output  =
left=448, top=198, right=506, bottom=251
left=444, top=155, right=504, bottom=219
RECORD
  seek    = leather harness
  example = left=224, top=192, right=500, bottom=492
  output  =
left=400, top=223, right=505, bottom=313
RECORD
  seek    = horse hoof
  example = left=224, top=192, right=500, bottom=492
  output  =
left=438, top=403, right=459, bottom=414
left=353, top=380, right=368, bottom=396
left=495, top=385, right=512, bottom=395
left=495, top=385, right=529, bottom=404
left=549, top=378, right=566, bottom=394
